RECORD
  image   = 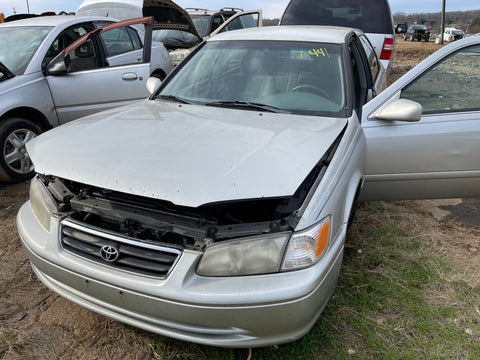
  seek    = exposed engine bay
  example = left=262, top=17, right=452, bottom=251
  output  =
left=40, top=136, right=339, bottom=251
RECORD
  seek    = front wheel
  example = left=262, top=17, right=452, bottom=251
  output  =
left=0, top=118, right=41, bottom=183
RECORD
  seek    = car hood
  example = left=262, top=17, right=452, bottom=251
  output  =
left=143, top=0, right=202, bottom=41
left=27, top=101, right=347, bottom=207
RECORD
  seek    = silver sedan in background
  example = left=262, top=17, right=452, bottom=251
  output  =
left=0, top=15, right=173, bottom=183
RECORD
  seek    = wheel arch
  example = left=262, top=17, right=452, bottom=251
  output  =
left=1, top=107, right=53, bottom=132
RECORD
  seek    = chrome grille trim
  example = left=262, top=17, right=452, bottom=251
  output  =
left=60, top=218, right=182, bottom=278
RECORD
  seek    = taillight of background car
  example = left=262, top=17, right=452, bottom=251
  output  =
left=380, top=37, right=394, bottom=60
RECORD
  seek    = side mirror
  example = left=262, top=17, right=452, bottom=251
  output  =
left=46, top=53, right=68, bottom=75
left=146, top=77, right=162, bottom=95
left=370, top=99, right=422, bottom=122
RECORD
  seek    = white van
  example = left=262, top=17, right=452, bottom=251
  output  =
left=77, top=0, right=142, bottom=20
left=443, top=27, right=465, bottom=42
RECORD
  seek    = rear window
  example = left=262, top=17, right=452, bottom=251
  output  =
left=281, top=0, right=393, bottom=34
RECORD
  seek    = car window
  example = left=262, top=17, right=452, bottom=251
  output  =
left=191, top=15, right=211, bottom=37
left=100, top=26, right=139, bottom=57
left=212, top=15, right=224, bottom=32
left=349, top=40, right=369, bottom=114
left=218, top=13, right=260, bottom=33
left=159, top=40, right=346, bottom=117
left=401, top=44, right=480, bottom=114
left=0, top=26, right=52, bottom=75
left=43, top=24, right=93, bottom=70
left=127, top=27, right=142, bottom=50
left=358, top=34, right=379, bottom=81
left=281, top=0, right=393, bottom=34
left=153, top=29, right=199, bottom=49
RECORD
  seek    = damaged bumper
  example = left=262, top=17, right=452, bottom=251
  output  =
left=17, top=201, right=346, bottom=347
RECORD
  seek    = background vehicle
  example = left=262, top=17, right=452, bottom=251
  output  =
left=279, top=0, right=395, bottom=69
left=444, top=27, right=465, bottom=42
left=404, top=24, right=430, bottom=41
left=78, top=0, right=262, bottom=65
left=165, top=8, right=262, bottom=65
left=0, top=15, right=173, bottom=183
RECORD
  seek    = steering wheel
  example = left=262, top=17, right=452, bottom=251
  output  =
left=289, top=84, right=331, bottom=100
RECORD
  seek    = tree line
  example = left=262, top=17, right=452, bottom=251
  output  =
left=393, top=10, right=480, bottom=34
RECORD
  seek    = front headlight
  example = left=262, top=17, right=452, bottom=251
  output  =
left=281, top=216, right=331, bottom=271
left=30, top=176, right=58, bottom=231
left=197, top=233, right=290, bottom=277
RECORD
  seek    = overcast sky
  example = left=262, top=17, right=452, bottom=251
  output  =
left=1, top=0, right=479, bottom=19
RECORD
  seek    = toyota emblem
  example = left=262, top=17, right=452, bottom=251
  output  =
left=100, top=245, right=119, bottom=262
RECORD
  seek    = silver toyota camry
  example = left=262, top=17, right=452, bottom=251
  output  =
left=17, top=26, right=480, bottom=347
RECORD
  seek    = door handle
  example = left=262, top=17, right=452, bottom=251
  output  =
left=122, top=73, right=138, bottom=81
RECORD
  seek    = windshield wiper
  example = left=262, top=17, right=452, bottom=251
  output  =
left=0, top=61, right=15, bottom=81
left=156, top=94, right=192, bottom=104
left=205, top=101, right=290, bottom=113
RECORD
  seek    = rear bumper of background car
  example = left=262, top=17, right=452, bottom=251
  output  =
left=18, top=201, right=346, bottom=347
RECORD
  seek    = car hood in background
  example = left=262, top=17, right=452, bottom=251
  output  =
left=143, top=0, right=202, bottom=41
left=27, top=101, right=346, bottom=207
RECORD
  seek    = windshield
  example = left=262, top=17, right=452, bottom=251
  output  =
left=0, top=26, right=52, bottom=75
left=412, top=25, right=427, bottom=30
left=153, top=29, right=199, bottom=49
left=191, top=15, right=211, bottom=37
left=157, top=40, right=346, bottom=117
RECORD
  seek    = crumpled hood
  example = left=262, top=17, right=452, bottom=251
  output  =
left=27, top=101, right=346, bottom=207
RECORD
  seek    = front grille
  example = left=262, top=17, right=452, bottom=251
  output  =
left=60, top=218, right=182, bottom=278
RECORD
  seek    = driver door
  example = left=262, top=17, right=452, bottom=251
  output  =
left=45, top=22, right=151, bottom=124
left=360, top=39, right=480, bottom=201
left=211, top=10, right=263, bottom=36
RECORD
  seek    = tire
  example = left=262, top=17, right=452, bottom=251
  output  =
left=0, top=118, right=41, bottom=183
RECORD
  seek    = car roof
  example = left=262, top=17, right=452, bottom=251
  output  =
left=208, top=25, right=356, bottom=44
left=0, top=15, right=113, bottom=28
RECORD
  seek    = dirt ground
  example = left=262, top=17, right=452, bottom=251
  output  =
left=1, top=40, right=479, bottom=359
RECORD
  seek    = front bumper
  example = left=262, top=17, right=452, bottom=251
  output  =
left=17, top=201, right=345, bottom=347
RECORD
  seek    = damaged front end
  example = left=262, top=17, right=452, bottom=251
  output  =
left=30, top=135, right=340, bottom=278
